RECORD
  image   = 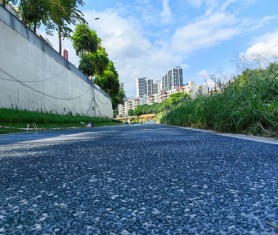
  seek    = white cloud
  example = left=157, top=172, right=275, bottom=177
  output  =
left=198, top=70, right=210, bottom=78
left=239, top=30, right=278, bottom=66
left=197, top=70, right=215, bottom=87
left=186, top=0, right=255, bottom=15
left=220, top=0, right=237, bottom=11
left=250, top=15, right=278, bottom=31
left=160, top=0, right=172, bottom=23
left=185, top=0, right=218, bottom=15
left=172, top=13, right=240, bottom=54
left=186, top=0, right=207, bottom=8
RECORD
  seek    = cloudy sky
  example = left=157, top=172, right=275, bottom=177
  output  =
left=42, top=0, right=278, bottom=97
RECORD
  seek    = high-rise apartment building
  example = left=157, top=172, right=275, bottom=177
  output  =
left=162, top=74, right=169, bottom=91
left=162, top=66, right=183, bottom=91
left=146, top=79, right=153, bottom=96
left=136, top=66, right=183, bottom=96
left=136, top=77, right=147, bottom=98
left=153, top=80, right=162, bottom=94
left=136, top=77, right=154, bottom=97
left=157, top=80, right=163, bottom=94
left=153, top=82, right=158, bottom=95
left=168, top=66, right=183, bottom=90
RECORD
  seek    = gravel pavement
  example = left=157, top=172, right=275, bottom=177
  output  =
left=0, top=124, right=278, bottom=234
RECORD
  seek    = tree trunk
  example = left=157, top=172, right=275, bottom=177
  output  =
left=58, top=26, right=62, bottom=54
left=2, top=0, right=6, bottom=7
left=34, top=18, right=37, bottom=34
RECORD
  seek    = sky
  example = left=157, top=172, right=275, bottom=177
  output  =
left=40, top=0, right=278, bottom=97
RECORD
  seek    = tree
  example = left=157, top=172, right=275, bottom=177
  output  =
left=112, top=88, right=125, bottom=109
left=72, top=24, right=98, bottom=56
left=78, top=53, right=97, bottom=77
left=94, top=69, right=119, bottom=109
left=72, top=25, right=109, bottom=76
left=134, top=105, right=142, bottom=116
left=94, top=61, right=123, bottom=110
left=128, top=109, right=134, bottom=116
left=48, top=0, right=85, bottom=54
left=161, top=92, right=190, bottom=111
left=18, top=0, right=50, bottom=33
left=5, top=0, right=85, bottom=48
left=134, top=104, right=149, bottom=116
left=95, top=47, right=109, bottom=75
left=72, top=24, right=124, bottom=109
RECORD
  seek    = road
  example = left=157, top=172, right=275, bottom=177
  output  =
left=0, top=124, right=278, bottom=234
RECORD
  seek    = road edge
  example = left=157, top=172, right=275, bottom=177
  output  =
left=177, top=126, right=278, bottom=145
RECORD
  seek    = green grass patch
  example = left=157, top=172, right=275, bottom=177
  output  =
left=0, top=109, right=121, bottom=134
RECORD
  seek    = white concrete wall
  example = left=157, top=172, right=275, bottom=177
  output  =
left=0, top=6, right=113, bottom=118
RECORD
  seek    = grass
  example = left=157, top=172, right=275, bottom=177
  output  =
left=159, top=64, right=278, bottom=138
left=0, top=109, right=121, bottom=134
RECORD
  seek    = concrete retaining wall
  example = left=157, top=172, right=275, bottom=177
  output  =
left=0, top=5, right=113, bottom=118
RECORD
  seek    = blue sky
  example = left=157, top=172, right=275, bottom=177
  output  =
left=42, top=0, right=278, bottom=97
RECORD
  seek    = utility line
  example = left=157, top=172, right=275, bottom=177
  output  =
left=0, top=67, right=91, bottom=100
left=0, top=68, right=66, bottom=83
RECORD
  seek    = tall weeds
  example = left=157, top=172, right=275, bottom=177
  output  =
left=159, top=64, right=278, bottom=137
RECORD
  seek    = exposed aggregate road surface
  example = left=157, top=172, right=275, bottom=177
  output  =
left=0, top=124, right=278, bottom=234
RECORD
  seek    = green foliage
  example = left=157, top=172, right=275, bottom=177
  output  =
left=45, top=0, right=85, bottom=53
left=161, top=92, right=190, bottom=111
left=159, top=64, right=278, bottom=137
left=134, top=103, right=163, bottom=116
left=128, top=109, right=134, bottom=116
left=95, top=47, right=109, bottom=75
left=94, top=61, right=122, bottom=110
left=78, top=53, right=97, bottom=76
left=18, top=0, right=50, bottom=33
left=113, top=110, right=119, bottom=117
left=72, top=25, right=124, bottom=110
left=72, top=24, right=98, bottom=56
left=112, top=88, right=125, bottom=109
left=133, top=92, right=190, bottom=116
left=7, top=0, right=85, bottom=53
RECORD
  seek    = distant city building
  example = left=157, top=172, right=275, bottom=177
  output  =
left=157, top=80, right=163, bottom=94
left=162, top=74, right=169, bottom=91
left=117, top=97, right=142, bottom=116
left=136, top=77, right=147, bottom=98
left=153, top=82, right=158, bottom=95
left=117, top=79, right=208, bottom=116
left=168, top=66, right=183, bottom=90
left=136, top=77, right=155, bottom=97
left=117, top=103, right=125, bottom=116
left=119, top=66, right=211, bottom=115
left=146, top=79, right=153, bottom=96
left=162, top=66, right=184, bottom=91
